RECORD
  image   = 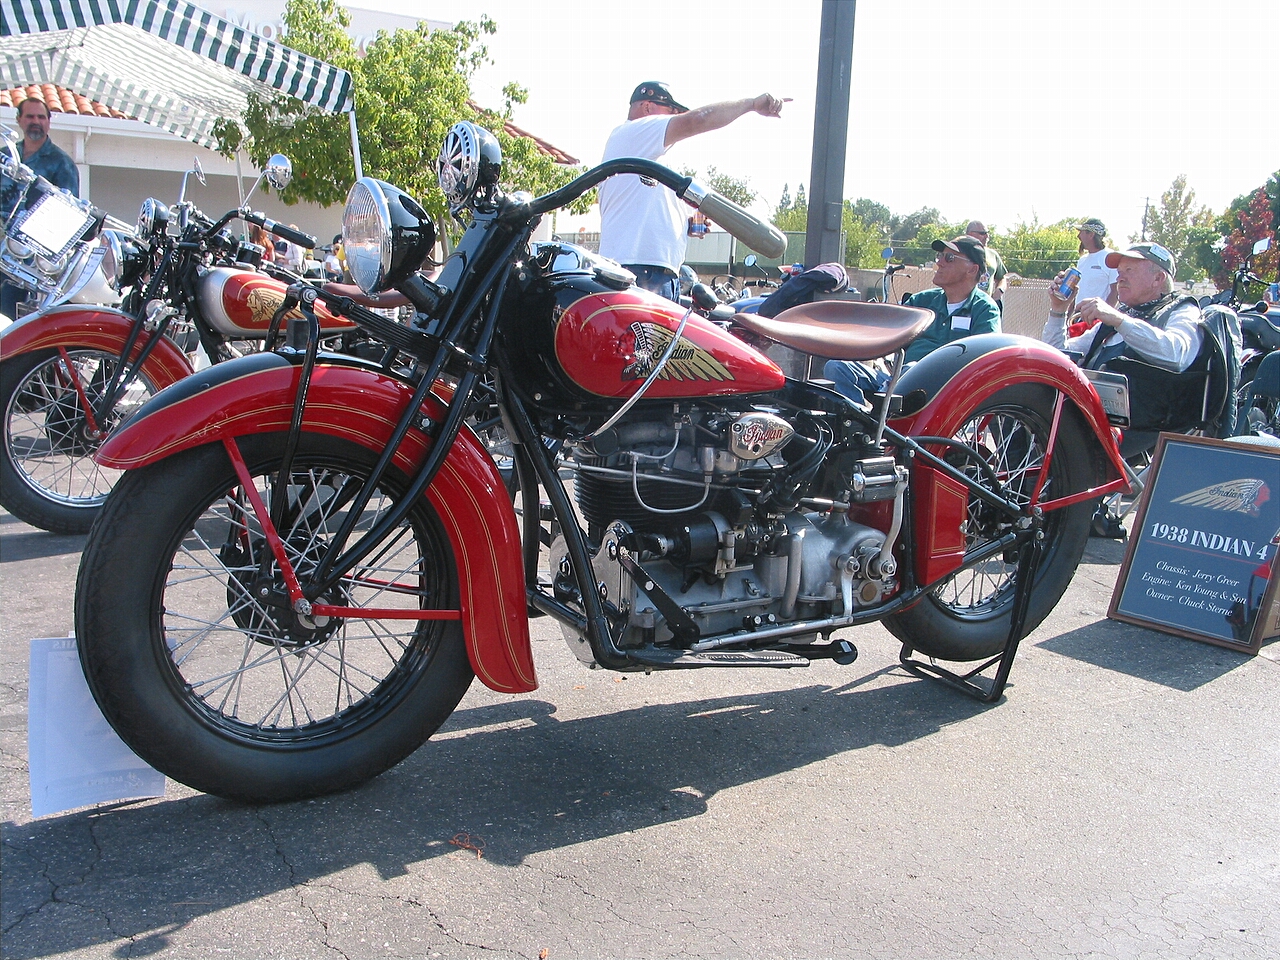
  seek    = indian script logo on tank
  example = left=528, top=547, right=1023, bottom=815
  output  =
left=1171, top=478, right=1271, bottom=517
left=621, top=321, right=732, bottom=382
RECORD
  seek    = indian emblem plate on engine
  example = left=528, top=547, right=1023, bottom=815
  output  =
left=729, top=412, right=793, bottom=460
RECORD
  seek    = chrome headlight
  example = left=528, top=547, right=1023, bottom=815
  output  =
left=35, top=252, right=65, bottom=276
left=343, top=178, right=393, bottom=294
left=99, top=230, right=127, bottom=289
left=343, top=177, right=435, bottom=295
left=4, top=234, right=33, bottom=260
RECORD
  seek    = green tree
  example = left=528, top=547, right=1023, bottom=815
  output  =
left=1215, top=187, right=1278, bottom=293
left=889, top=206, right=940, bottom=245
left=841, top=202, right=887, bottom=268
left=681, top=165, right=756, bottom=207
left=1137, top=175, right=1214, bottom=280
left=994, top=219, right=1079, bottom=279
left=771, top=182, right=807, bottom=232
left=214, top=0, right=586, bottom=231
left=851, top=198, right=892, bottom=231
left=1181, top=224, right=1224, bottom=282
left=774, top=183, right=791, bottom=220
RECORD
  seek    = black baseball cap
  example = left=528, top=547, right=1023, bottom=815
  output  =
left=629, top=81, right=688, bottom=112
left=932, top=235, right=987, bottom=269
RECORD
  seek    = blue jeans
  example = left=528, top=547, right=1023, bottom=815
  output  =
left=2, top=282, right=27, bottom=321
left=823, top=359, right=889, bottom=407
left=623, top=264, right=680, bottom=304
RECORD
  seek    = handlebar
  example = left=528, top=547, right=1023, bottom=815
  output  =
left=525, top=158, right=787, bottom=259
left=240, top=210, right=318, bottom=249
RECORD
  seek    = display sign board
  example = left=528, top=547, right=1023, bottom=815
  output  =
left=1109, top=434, right=1280, bottom=653
left=28, top=637, right=165, bottom=817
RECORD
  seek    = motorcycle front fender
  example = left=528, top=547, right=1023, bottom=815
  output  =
left=0, top=304, right=193, bottom=387
left=97, top=352, right=537, bottom=695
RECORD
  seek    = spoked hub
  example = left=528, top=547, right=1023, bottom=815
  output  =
left=222, top=534, right=349, bottom=647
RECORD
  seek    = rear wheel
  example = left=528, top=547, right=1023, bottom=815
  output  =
left=1, top=349, right=157, bottom=533
left=75, top=433, right=472, bottom=803
left=884, top=385, right=1099, bottom=661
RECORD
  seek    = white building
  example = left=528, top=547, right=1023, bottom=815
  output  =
left=2, top=3, right=570, bottom=246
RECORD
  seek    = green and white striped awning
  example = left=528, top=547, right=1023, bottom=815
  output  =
left=0, top=0, right=355, bottom=150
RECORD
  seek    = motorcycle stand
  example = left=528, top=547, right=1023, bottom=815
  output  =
left=897, top=527, right=1045, bottom=704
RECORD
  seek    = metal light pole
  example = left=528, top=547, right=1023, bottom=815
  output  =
left=804, top=0, right=856, bottom=268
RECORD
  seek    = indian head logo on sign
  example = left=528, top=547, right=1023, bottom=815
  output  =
left=1171, top=478, right=1271, bottom=517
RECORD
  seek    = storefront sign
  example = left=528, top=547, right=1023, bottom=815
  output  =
left=1109, top=434, right=1280, bottom=653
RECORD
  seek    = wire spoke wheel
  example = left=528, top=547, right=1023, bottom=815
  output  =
left=1, top=349, right=157, bottom=531
left=931, top=407, right=1045, bottom=615
left=76, top=434, right=472, bottom=802
left=884, top=385, right=1097, bottom=661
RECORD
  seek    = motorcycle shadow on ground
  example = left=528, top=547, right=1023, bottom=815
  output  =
left=0, top=524, right=86, bottom=563
left=1, top=673, right=981, bottom=956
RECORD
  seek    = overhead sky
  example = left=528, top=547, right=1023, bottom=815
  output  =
left=351, top=0, right=1277, bottom=242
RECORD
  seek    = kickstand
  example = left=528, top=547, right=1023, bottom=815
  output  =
left=899, top=525, right=1044, bottom=703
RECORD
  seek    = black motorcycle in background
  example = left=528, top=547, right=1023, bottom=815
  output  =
left=1204, top=237, right=1280, bottom=441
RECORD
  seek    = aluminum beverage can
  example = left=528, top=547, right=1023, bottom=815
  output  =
left=1058, top=267, right=1081, bottom=298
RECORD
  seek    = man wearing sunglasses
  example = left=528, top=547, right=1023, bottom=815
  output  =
left=824, top=235, right=1000, bottom=404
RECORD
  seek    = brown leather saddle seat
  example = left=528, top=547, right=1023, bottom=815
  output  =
left=730, top=300, right=934, bottom=362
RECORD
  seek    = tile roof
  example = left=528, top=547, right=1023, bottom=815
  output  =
left=2, top=84, right=580, bottom=165
left=1, top=83, right=130, bottom=119
left=501, top=117, right=578, bottom=166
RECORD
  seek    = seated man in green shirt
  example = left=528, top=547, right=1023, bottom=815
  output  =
left=824, top=235, right=1001, bottom=404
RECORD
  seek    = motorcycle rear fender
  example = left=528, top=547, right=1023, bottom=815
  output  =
left=888, top=334, right=1128, bottom=585
left=96, top=352, right=537, bottom=695
left=0, top=304, right=193, bottom=387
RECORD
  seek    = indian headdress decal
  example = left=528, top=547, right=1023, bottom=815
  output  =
left=245, top=285, right=301, bottom=326
left=1171, top=478, right=1271, bottom=516
left=621, top=321, right=733, bottom=382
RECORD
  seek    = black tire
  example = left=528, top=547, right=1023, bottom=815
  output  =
left=883, top=384, right=1099, bottom=661
left=75, top=432, right=473, bottom=803
left=1, top=348, right=158, bottom=533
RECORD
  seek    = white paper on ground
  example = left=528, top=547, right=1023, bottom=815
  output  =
left=28, top=637, right=165, bottom=818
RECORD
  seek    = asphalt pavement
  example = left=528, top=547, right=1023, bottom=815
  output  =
left=2, top=506, right=1278, bottom=959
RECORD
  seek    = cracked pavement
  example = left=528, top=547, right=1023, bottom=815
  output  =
left=2, top=509, right=1279, bottom=958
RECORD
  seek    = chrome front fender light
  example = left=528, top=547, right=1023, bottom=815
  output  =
left=343, top=177, right=393, bottom=295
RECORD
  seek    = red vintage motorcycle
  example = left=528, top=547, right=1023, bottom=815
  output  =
left=74, top=122, right=1128, bottom=803
left=0, top=154, right=352, bottom=533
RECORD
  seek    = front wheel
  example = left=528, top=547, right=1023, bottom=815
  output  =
left=883, top=384, right=1100, bottom=661
left=1, top=349, right=158, bottom=533
left=75, top=433, right=473, bottom=803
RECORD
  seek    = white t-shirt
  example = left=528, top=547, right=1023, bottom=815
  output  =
left=1075, top=248, right=1118, bottom=303
left=598, top=115, right=685, bottom=273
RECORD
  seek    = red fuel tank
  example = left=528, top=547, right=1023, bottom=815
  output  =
left=553, top=289, right=785, bottom=399
left=196, top=267, right=355, bottom=337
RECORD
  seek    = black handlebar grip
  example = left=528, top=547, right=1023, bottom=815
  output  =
left=241, top=210, right=318, bottom=249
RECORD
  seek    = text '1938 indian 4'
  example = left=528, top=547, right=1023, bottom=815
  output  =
left=73, top=122, right=1129, bottom=803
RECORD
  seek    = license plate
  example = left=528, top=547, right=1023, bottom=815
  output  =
left=1083, top=368, right=1130, bottom=427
